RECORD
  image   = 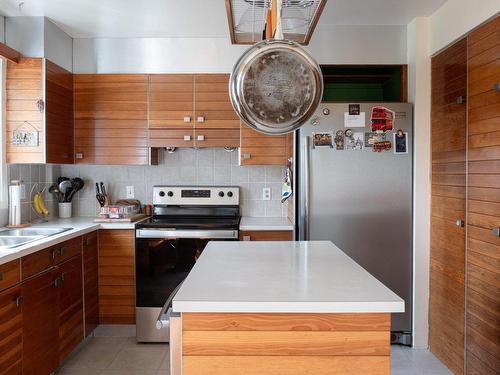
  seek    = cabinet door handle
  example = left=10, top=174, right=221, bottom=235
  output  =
left=493, top=227, right=500, bottom=237
left=243, top=235, right=251, bottom=241
left=197, top=135, right=205, bottom=141
left=60, top=272, right=67, bottom=282
left=183, top=116, right=191, bottom=123
left=197, top=116, right=205, bottom=123
left=60, top=246, right=65, bottom=257
left=183, top=135, right=191, bottom=141
left=85, top=238, right=91, bottom=246
left=52, top=248, right=60, bottom=260
left=456, top=219, right=464, bottom=227
left=75, top=152, right=84, bottom=160
left=15, top=295, right=23, bottom=307
left=493, top=83, right=500, bottom=92
left=52, top=276, right=61, bottom=288
left=242, top=153, right=251, bottom=160
left=455, top=96, right=465, bottom=104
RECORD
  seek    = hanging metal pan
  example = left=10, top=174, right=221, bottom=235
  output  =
left=229, top=0, right=323, bottom=135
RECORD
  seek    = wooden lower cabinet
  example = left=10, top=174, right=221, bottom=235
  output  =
left=58, top=255, right=84, bottom=364
left=0, top=260, right=20, bottom=292
left=239, top=230, right=293, bottom=241
left=98, top=230, right=136, bottom=324
left=0, top=285, right=23, bottom=375
left=22, top=268, right=60, bottom=375
left=182, top=313, right=391, bottom=375
left=83, top=231, right=99, bottom=337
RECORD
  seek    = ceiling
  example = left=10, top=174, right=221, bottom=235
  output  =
left=0, top=0, right=448, bottom=38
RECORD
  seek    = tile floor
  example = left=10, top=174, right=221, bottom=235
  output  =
left=56, top=325, right=453, bottom=375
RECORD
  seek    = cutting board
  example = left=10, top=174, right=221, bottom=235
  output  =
left=93, top=213, right=147, bottom=223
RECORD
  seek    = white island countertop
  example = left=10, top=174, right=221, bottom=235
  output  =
left=239, top=217, right=294, bottom=231
left=173, top=241, right=404, bottom=314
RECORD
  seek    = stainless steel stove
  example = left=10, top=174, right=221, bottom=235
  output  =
left=135, top=186, right=240, bottom=342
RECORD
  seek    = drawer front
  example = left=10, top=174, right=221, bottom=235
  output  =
left=22, top=236, right=82, bottom=279
left=239, top=231, right=293, bottom=241
left=0, top=259, right=21, bottom=292
left=57, top=237, right=83, bottom=264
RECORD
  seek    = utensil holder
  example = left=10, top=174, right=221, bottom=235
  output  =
left=59, top=202, right=72, bottom=218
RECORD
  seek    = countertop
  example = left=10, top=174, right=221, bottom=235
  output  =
left=0, top=217, right=143, bottom=265
left=173, top=241, right=404, bottom=314
left=239, top=217, right=294, bottom=231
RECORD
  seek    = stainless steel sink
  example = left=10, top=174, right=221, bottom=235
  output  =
left=0, top=236, right=42, bottom=248
left=0, top=227, right=73, bottom=249
left=0, top=227, right=72, bottom=237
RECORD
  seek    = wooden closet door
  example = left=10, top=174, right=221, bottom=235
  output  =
left=429, top=37, right=468, bottom=375
left=466, top=15, right=500, bottom=375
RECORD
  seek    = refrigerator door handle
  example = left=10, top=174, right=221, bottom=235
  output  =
left=300, top=136, right=311, bottom=240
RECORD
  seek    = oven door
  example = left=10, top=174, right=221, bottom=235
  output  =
left=135, top=229, right=237, bottom=342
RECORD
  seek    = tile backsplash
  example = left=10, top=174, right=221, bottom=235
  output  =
left=7, top=148, right=287, bottom=220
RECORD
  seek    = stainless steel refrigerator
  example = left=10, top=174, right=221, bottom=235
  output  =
left=297, top=102, right=413, bottom=345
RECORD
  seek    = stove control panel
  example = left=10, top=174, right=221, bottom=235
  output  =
left=153, top=186, right=239, bottom=206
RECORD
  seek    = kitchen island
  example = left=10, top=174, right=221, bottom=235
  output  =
left=172, top=241, right=404, bottom=375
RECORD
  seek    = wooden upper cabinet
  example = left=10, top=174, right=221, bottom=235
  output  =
left=6, top=58, right=74, bottom=164
left=240, top=125, right=293, bottom=165
left=149, top=74, right=195, bottom=147
left=6, top=58, right=44, bottom=164
left=74, top=74, right=154, bottom=165
left=193, top=74, right=240, bottom=148
left=45, top=60, right=74, bottom=164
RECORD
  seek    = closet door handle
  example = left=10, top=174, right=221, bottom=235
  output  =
left=493, top=227, right=500, bottom=237
left=493, top=83, right=500, bottom=92
left=455, top=219, right=464, bottom=227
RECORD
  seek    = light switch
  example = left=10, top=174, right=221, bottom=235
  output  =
left=126, top=186, right=135, bottom=199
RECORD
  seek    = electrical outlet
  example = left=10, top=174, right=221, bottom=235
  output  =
left=262, top=187, right=271, bottom=201
left=126, top=186, right=135, bottom=199
left=20, top=184, right=26, bottom=200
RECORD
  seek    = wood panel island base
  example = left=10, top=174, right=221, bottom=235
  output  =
left=171, top=241, right=404, bottom=375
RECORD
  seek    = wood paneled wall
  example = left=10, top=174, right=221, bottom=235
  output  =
left=6, top=58, right=44, bottom=163
left=98, top=230, right=136, bottom=324
left=429, top=37, right=467, bottom=375
left=466, top=16, right=500, bottom=375
left=182, top=313, right=391, bottom=375
left=74, top=74, right=151, bottom=165
left=45, top=60, right=74, bottom=164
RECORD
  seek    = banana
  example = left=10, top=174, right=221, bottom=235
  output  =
left=32, top=192, right=43, bottom=215
left=33, top=192, right=49, bottom=216
left=37, top=193, right=49, bottom=215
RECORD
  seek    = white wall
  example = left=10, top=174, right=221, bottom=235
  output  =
left=44, top=18, right=73, bottom=72
left=0, top=16, right=5, bottom=43
left=429, top=0, right=499, bottom=54
left=5, top=16, right=44, bottom=57
left=407, top=17, right=431, bottom=349
left=73, top=25, right=407, bottom=73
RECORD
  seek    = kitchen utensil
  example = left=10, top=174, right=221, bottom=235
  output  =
left=57, top=177, right=70, bottom=185
left=49, top=183, right=64, bottom=202
left=229, top=0, right=323, bottom=135
left=66, top=178, right=85, bottom=202
left=100, top=182, right=110, bottom=206
left=96, top=182, right=106, bottom=207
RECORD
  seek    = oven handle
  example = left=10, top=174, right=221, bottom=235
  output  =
left=156, top=281, right=184, bottom=330
left=137, top=229, right=238, bottom=239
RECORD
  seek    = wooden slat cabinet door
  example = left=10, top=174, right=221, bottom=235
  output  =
left=22, top=268, right=59, bottom=375
left=0, top=285, right=23, bottom=375
left=240, top=125, right=293, bottom=165
left=0, top=260, right=20, bottom=292
left=239, top=231, right=293, bottom=241
left=194, top=74, right=240, bottom=148
left=149, top=74, right=195, bottom=147
left=466, top=15, right=500, bottom=375
left=83, top=231, right=99, bottom=337
left=429, top=37, right=467, bottom=375
left=45, top=59, right=74, bottom=164
left=74, top=74, right=151, bottom=165
left=98, top=230, right=136, bottom=324
left=58, top=255, right=84, bottom=364
left=5, top=58, right=44, bottom=164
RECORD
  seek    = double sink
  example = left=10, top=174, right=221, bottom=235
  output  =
left=0, top=227, right=73, bottom=249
